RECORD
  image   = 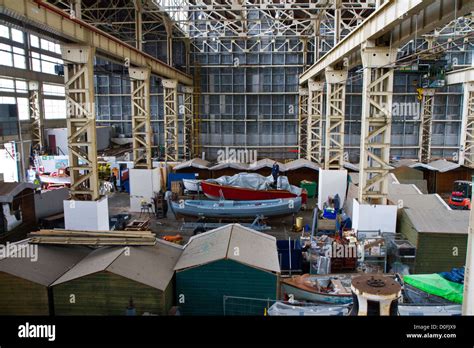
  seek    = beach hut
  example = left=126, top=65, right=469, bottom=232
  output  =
left=209, top=162, right=249, bottom=178
left=282, top=158, right=320, bottom=185
left=173, top=158, right=212, bottom=179
left=51, top=240, right=183, bottom=315
left=247, top=158, right=286, bottom=176
left=175, top=224, right=280, bottom=315
left=0, top=240, right=89, bottom=315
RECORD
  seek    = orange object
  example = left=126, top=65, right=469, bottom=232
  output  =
left=163, top=234, right=183, bottom=243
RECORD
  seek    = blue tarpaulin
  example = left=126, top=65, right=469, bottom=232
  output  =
left=167, top=173, right=197, bottom=190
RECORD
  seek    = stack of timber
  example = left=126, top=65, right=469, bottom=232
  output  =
left=28, top=229, right=156, bottom=246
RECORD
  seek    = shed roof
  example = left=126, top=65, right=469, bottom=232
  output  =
left=0, top=182, right=38, bottom=203
left=283, top=158, right=320, bottom=172
left=401, top=194, right=469, bottom=234
left=208, top=162, right=249, bottom=171
left=175, top=224, right=280, bottom=273
left=0, top=240, right=90, bottom=286
left=51, top=240, right=183, bottom=290
left=343, top=162, right=359, bottom=172
left=173, top=158, right=211, bottom=170
left=409, top=159, right=461, bottom=173
left=248, top=158, right=286, bottom=171
left=390, top=158, right=419, bottom=168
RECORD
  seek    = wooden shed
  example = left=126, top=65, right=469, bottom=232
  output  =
left=175, top=224, right=280, bottom=316
left=173, top=158, right=212, bottom=180
left=209, top=162, right=249, bottom=178
left=247, top=158, right=286, bottom=176
left=409, top=159, right=473, bottom=196
left=0, top=182, right=38, bottom=243
left=282, top=158, right=319, bottom=185
left=395, top=193, right=469, bottom=274
left=51, top=240, right=182, bottom=315
left=0, top=241, right=89, bottom=315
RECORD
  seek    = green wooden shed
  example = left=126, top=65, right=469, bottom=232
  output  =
left=175, top=224, right=280, bottom=316
left=51, top=239, right=182, bottom=315
left=0, top=240, right=89, bottom=315
left=394, top=193, right=469, bottom=274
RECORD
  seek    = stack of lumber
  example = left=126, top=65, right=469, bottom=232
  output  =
left=28, top=229, right=156, bottom=246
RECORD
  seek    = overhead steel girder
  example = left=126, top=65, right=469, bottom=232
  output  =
left=324, top=68, right=348, bottom=170
left=300, top=0, right=474, bottom=84
left=418, top=88, right=436, bottom=164
left=460, top=82, right=474, bottom=168
left=182, top=86, right=194, bottom=161
left=162, top=79, right=179, bottom=162
left=358, top=44, right=397, bottom=205
left=307, top=80, right=325, bottom=164
left=62, top=45, right=100, bottom=201
left=298, top=87, right=309, bottom=159
left=130, top=67, right=152, bottom=169
left=28, top=81, right=44, bottom=152
left=0, top=0, right=192, bottom=86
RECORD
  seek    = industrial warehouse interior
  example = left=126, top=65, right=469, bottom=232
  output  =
left=0, top=0, right=473, bottom=345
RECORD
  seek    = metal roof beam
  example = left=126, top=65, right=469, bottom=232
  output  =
left=0, top=0, right=193, bottom=85
left=300, top=0, right=474, bottom=84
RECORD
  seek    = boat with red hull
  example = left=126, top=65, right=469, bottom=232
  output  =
left=201, top=181, right=307, bottom=204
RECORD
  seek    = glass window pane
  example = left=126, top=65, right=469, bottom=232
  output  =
left=30, top=35, right=39, bottom=48
left=0, top=51, right=12, bottom=67
left=44, top=99, right=66, bottom=119
left=0, top=78, right=14, bottom=92
left=0, top=25, right=9, bottom=39
left=11, top=29, right=23, bottom=43
left=17, top=97, right=29, bottom=120
left=15, top=80, right=27, bottom=92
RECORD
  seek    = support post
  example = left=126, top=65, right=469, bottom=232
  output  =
left=28, top=81, right=44, bottom=152
left=463, top=175, right=474, bottom=315
left=164, top=19, right=173, bottom=66
left=298, top=87, right=309, bottom=159
left=307, top=80, right=324, bottom=164
left=61, top=45, right=100, bottom=201
left=358, top=43, right=396, bottom=205
left=162, top=79, right=179, bottom=161
left=130, top=67, right=152, bottom=169
left=459, top=82, right=474, bottom=167
left=418, top=88, right=435, bottom=163
left=182, top=86, right=194, bottom=160
left=324, top=67, right=347, bottom=169
left=134, top=0, right=143, bottom=51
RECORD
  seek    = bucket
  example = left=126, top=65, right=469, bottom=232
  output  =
left=296, top=217, right=304, bottom=230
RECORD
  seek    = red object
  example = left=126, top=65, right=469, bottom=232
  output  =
left=201, top=181, right=307, bottom=204
left=448, top=191, right=471, bottom=209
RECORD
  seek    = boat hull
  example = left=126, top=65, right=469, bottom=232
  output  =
left=201, top=181, right=307, bottom=203
left=183, top=179, right=201, bottom=192
left=171, top=197, right=302, bottom=218
left=281, top=282, right=353, bottom=305
left=281, top=274, right=353, bottom=305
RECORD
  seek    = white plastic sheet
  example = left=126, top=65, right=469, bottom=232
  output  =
left=208, top=172, right=302, bottom=196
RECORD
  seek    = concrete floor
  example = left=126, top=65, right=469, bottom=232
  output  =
left=107, top=192, right=319, bottom=243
